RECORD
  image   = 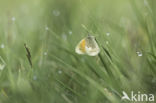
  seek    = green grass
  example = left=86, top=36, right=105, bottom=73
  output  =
left=0, top=0, right=156, bottom=103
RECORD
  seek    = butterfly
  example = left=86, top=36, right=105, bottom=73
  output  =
left=75, top=35, right=100, bottom=56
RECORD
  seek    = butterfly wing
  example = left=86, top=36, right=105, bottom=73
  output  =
left=75, top=38, right=86, bottom=54
left=85, top=36, right=100, bottom=56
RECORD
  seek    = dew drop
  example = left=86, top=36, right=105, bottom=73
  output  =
left=11, top=17, right=16, bottom=21
left=58, top=70, right=62, bottom=74
left=45, top=26, right=49, bottom=31
left=0, top=64, right=5, bottom=70
left=0, top=44, right=5, bottom=48
left=68, top=30, right=72, bottom=35
left=106, top=32, right=110, bottom=36
left=136, top=52, right=143, bottom=57
left=44, top=52, right=47, bottom=56
left=53, top=10, right=60, bottom=16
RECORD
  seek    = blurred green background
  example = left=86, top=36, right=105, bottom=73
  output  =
left=0, top=0, right=156, bottom=103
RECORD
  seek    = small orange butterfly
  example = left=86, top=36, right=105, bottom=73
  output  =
left=75, top=35, right=100, bottom=56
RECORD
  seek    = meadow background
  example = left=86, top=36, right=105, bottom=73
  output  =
left=0, top=0, right=156, bottom=103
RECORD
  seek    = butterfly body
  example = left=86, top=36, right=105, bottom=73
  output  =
left=75, top=35, right=100, bottom=56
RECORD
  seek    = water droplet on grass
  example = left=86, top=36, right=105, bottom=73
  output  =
left=106, top=32, right=110, bottom=36
left=53, top=10, right=60, bottom=16
left=44, top=52, right=47, bottom=56
left=45, top=26, right=49, bottom=31
left=0, top=64, right=5, bottom=70
left=0, top=44, right=5, bottom=48
left=136, top=52, right=143, bottom=57
left=58, top=70, right=62, bottom=74
left=11, top=17, right=16, bottom=21
left=68, top=31, right=72, bottom=35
